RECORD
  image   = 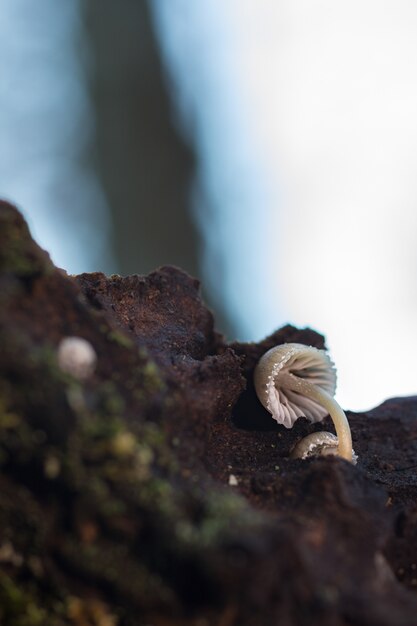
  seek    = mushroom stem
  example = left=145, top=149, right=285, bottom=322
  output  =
left=280, top=371, right=353, bottom=462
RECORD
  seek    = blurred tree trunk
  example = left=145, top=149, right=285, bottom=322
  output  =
left=82, top=0, right=199, bottom=278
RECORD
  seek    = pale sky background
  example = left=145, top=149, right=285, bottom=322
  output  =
left=152, top=0, right=417, bottom=410
left=1, top=1, right=417, bottom=411
left=0, top=0, right=115, bottom=274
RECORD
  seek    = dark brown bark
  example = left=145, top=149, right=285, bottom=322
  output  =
left=1, top=200, right=417, bottom=626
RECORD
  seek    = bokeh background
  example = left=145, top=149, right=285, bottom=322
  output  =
left=1, top=0, right=417, bottom=411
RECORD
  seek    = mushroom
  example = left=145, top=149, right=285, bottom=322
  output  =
left=290, top=431, right=358, bottom=463
left=57, top=336, right=97, bottom=381
left=254, top=343, right=354, bottom=463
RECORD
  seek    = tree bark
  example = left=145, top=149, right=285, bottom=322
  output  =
left=1, top=201, right=417, bottom=626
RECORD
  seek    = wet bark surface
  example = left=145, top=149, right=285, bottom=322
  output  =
left=1, top=200, right=417, bottom=625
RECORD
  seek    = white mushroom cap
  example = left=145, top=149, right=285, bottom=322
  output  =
left=291, top=431, right=358, bottom=464
left=254, top=343, right=337, bottom=429
left=291, top=431, right=339, bottom=459
left=57, top=336, right=97, bottom=380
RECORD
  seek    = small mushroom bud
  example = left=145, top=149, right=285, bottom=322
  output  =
left=291, top=431, right=339, bottom=459
left=254, top=343, right=355, bottom=463
left=291, top=432, right=358, bottom=463
left=57, top=336, right=97, bottom=380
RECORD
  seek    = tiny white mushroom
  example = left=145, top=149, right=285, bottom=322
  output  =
left=228, top=474, right=239, bottom=486
left=57, top=336, right=97, bottom=381
left=290, top=431, right=357, bottom=465
left=291, top=431, right=339, bottom=459
left=254, top=343, right=354, bottom=463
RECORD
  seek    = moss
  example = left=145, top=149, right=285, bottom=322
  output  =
left=0, top=205, right=52, bottom=278
left=141, top=360, right=166, bottom=395
left=0, top=238, right=265, bottom=621
left=0, top=324, right=256, bottom=548
left=80, top=413, right=127, bottom=443
left=59, top=540, right=178, bottom=611
left=0, top=384, right=38, bottom=467
left=61, top=386, right=260, bottom=570
left=0, top=573, right=65, bottom=626
left=0, top=573, right=118, bottom=626
left=0, top=392, right=21, bottom=430
left=196, top=492, right=257, bottom=547
left=107, top=330, right=133, bottom=350
left=110, top=432, right=137, bottom=457
left=97, top=382, right=126, bottom=416
left=0, top=362, right=69, bottom=470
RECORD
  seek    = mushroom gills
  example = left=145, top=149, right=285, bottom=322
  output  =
left=278, top=369, right=353, bottom=461
left=254, top=343, right=355, bottom=463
